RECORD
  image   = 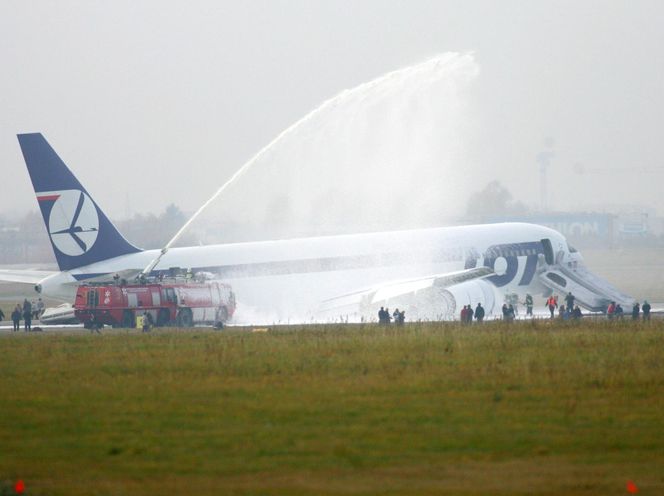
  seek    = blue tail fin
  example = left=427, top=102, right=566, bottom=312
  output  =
left=17, top=133, right=141, bottom=271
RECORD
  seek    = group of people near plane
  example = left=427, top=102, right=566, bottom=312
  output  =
left=377, top=307, right=405, bottom=325
left=545, top=292, right=650, bottom=321
left=545, top=293, right=583, bottom=320
left=3, top=298, right=44, bottom=332
left=448, top=290, right=655, bottom=323
left=460, top=303, right=486, bottom=323
left=610, top=300, right=651, bottom=320
left=498, top=291, right=653, bottom=322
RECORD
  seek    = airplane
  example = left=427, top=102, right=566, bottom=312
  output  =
left=0, top=133, right=635, bottom=323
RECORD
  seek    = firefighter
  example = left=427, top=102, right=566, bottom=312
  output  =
left=524, top=293, right=533, bottom=316
left=142, top=311, right=153, bottom=333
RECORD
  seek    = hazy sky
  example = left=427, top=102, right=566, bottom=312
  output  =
left=2, top=1, right=663, bottom=229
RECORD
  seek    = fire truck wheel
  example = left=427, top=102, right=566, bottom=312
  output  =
left=122, top=310, right=134, bottom=329
left=157, top=308, right=170, bottom=327
left=177, top=308, right=193, bottom=328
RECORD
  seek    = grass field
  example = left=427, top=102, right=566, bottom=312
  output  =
left=1, top=321, right=664, bottom=495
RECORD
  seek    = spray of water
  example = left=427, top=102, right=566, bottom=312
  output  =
left=144, top=52, right=479, bottom=273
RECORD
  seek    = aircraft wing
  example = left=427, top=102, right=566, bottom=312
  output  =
left=0, top=269, right=56, bottom=285
left=319, top=266, right=494, bottom=312
left=0, top=268, right=142, bottom=287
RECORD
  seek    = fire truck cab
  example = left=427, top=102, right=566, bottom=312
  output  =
left=74, top=281, right=236, bottom=329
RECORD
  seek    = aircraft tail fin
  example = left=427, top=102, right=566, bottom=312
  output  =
left=17, top=133, right=141, bottom=271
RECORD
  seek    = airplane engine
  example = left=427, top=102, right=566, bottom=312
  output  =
left=371, top=279, right=497, bottom=321
left=438, top=279, right=497, bottom=318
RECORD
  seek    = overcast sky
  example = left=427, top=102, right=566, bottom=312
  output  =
left=1, top=1, right=663, bottom=233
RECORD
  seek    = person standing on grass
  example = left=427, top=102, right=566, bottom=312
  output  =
left=507, top=304, right=515, bottom=322
left=642, top=300, right=651, bottom=320
left=615, top=304, right=624, bottom=319
left=466, top=304, right=474, bottom=324
left=89, top=312, right=102, bottom=334
left=0, top=307, right=4, bottom=323
left=607, top=301, right=615, bottom=320
left=460, top=305, right=468, bottom=323
left=22, top=298, right=32, bottom=332
left=632, top=302, right=640, bottom=320
left=475, top=303, right=485, bottom=323
left=11, top=305, right=21, bottom=332
left=546, top=295, right=557, bottom=318
left=565, top=292, right=575, bottom=312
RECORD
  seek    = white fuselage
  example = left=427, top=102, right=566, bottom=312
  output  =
left=37, top=222, right=629, bottom=323
left=38, top=223, right=557, bottom=319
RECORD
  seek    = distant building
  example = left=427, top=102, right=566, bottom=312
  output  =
left=486, top=210, right=658, bottom=248
left=487, top=213, right=615, bottom=248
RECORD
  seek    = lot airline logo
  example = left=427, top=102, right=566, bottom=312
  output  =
left=37, top=189, right=99, bottom=256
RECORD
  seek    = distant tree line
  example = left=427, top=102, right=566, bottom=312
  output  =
left=465, top=180, right=529, bottom=221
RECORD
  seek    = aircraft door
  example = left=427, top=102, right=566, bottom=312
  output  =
left=540, top=239, right=554, bottom=265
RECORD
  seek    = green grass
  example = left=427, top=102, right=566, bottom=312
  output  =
left=1, top=321, right=664, bottom=495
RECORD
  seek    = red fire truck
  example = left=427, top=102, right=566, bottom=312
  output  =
left=74, top=281, right=236, bottom=329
